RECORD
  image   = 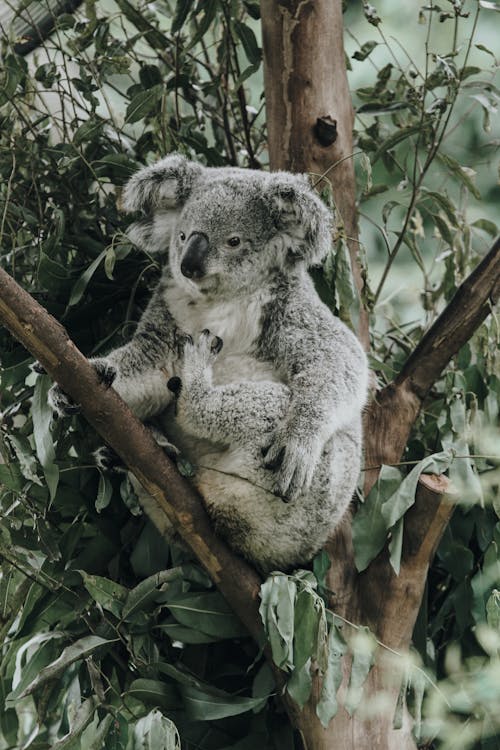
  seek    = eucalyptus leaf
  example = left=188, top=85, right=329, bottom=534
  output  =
left=316, top=620, right=348, bottom=727
left=32, top=375, right=59, bottom=500
left=166, top=591, right=247, bottom=638
left=19, top=635, right=113, bottom=697
left=182, top=685, right=266, bottom=720
left=78, top=571, right=128, bottom=617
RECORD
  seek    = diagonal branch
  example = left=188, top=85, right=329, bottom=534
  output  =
left=396, top=235, right=500, bottom=398
left=0, top=267, right=264, bottom=643
left=364, top=236, right=500, bottom=495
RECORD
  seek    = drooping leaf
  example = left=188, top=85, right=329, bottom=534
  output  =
left=125, top=85, right=163, bottom=124
left=32, top=375, right=59, bottom=500
left=78, top=571, right=128, bottom=617
left=19, top=635, right=114, bottom=697
left=127, top=679, right=181, bottom=711
left=182, top=685, right=266, bottom=721
left=133, top=709, right=181, bottom=750
left=316, top=620, right=348, bottom=727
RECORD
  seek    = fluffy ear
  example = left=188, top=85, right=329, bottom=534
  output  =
left=265, top=173, right=333, bottom=266
left=121, top=153, right=203, bottom=214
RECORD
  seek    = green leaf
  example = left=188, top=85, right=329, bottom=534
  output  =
left=286, top=659, right=312, bottom=708
left=437, top=153, right=481, bottom=199
left=127, top=679, right=181, bottom=711
left=123, top=569, right=183, bottom=620
left=182, top=685, right=266, bottom=720
left=171, top=0, right=193, bottom=33
left=293, top=589, right=324, bottom=670
left=431, top=212, right=454, bottom=245
left=95, top=472, right=113, bottom=512
left=471, top=218, right=498, bottom=237
left=79, top=571, right=128, bottom=617
left=67, top=248, right=107, bottom=307
left=166, top=591, right=248, bottom=638
left=344, top=627, right=377, bottom=715
left=19, top=635, right=113, bottom=697
left=156, top=623, right=220, bottom=644
left=6, top=434, right=41, bottom=485
left=316, top=620, right=348, bottom=727
left=352, top=465, right=402, bottom=572
left=357, top=101, right=409, bottom=115
left=73, top=116, right=104, bottom=146
left=259, top=574, right=297, bottom=671
left=32, top=375, right=59, bottom=500
left=133, top=709, right=181, bottom=750
left=125, top=85, right=162, bottom=124
left=0, top=461, right=24, bottom=492
left=52, top=698, right=96, bottom=749
left=80, top=714, right=114, bottom=750
left=352, top=40, right=378, bottom=61
left=232, top=20, right=262, bottom=65
left=420, top=188, right=459, bottom=226
left=372, top=124, right=421, bottom=163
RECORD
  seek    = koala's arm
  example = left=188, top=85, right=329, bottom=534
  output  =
left=49, top=277, right=179, bottom=420
left=259, top=275, right=368, bottom=500
left=97, top=278, right=181, bottom=419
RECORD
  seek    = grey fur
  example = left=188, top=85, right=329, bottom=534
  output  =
left=49, top=154, right=368, bottom=573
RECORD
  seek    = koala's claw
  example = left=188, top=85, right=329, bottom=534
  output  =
left=31, top=361, right=46, bottom=375
left=94, top=445, right=125, bottom=472
left=263, top=432, right=322, bottom=502
left=174, top=329, right=193, bottom=356
left=48, top=384, right=81, bottom=417
left=94, top=361, right=117, bottom=388
left=201, top=329, right=223, bottom=355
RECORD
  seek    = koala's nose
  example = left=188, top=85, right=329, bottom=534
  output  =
left=181, top=232, right=209, bottom=279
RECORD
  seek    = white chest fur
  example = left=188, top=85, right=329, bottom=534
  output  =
left=165, top=281, right=282, bottom=385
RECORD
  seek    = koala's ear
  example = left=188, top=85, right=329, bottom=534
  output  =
left=265, top=173, right=333, bottom=266
left=121, top=154, right=203, bottom=214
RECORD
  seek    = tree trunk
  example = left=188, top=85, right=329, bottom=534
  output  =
left=261, top=0, right=369, bottom=350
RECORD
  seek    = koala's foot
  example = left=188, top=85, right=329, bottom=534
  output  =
left=171, top=329, right=223, bottom=396
left=48, top=359, right=117, bottom=417
left=94, top=445, right=125, bottom=473
left=263, top=430, right=322, bottom=502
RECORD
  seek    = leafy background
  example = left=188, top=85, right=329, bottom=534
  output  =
left=0, top=0, right=499, bottom=748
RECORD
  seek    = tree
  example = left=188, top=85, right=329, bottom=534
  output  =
left=0, top=1, right=499, bottom=749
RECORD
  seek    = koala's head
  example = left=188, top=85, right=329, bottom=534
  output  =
left=122, top=154, right=333, bottom=297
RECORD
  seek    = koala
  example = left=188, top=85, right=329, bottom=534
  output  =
left=50, top=154, right=368, bottom=573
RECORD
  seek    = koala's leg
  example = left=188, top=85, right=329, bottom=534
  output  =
left=171, top=330, right=290, bottom=446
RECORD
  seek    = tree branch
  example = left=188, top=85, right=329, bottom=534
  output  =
left=0, top=268, right=265, bottom=643
left=364, top=235, right=500, bottom=495
left=397, top=235, right=500, bottom=397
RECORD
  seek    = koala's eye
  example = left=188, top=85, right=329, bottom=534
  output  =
left=227, top=236, right=241, bottom=248
left=179, top=231, right=186, bottom=241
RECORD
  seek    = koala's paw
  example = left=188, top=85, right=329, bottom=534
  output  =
left=94, top=446, right=126, bottom=473
left=92, top=359, right=117, bottom=389
left=263, top=431, right=322, bottom=502
left=147, top=424, right=180, bottom=462
left=47, top=359, right=117, bottom=418
left=176, top=329, right=223, bottom=383
left=48, top=383, right=81, bottom=417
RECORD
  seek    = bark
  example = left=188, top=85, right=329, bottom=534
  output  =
left=261, top=0, right=370, bottom=350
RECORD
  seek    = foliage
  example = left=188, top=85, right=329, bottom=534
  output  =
left=0, top=1, right=498, bottom=749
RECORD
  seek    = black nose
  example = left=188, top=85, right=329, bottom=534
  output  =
left=181, top=233, right=209, bottom=279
